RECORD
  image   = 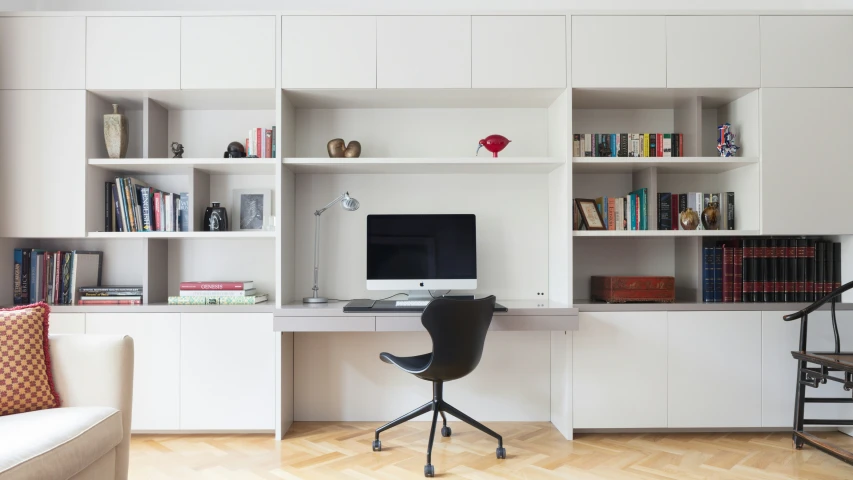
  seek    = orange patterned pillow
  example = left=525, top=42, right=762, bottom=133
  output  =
left=0, top=303, right=60, bottom=416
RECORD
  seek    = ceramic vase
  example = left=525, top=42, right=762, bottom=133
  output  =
left=701, top=201, right=721, bottom=230
left=679, top=208, right=700, bottom=230
left=203, top=202, right=229, bottom=232
left=103, top=104, right=128, bottom=159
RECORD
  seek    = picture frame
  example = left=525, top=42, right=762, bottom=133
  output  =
left=575, top=198, right=605, bottom=230
left=232, top=189, right=271, bottom=231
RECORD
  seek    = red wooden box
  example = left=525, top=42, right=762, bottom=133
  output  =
left=590, top=276, right=675, bottom=303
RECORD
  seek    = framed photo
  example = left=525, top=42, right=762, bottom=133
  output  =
left=575, top=198, right=605, bottom=230
left=232, top=189, right=271, bottom=231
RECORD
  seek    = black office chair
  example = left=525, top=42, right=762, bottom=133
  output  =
left=372, top=295, right=505, bottom=478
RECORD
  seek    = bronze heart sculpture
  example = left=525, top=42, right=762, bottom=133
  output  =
left=327, top=139, right=362, bottom=158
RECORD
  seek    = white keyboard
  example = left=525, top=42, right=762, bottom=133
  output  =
left=395, top=300, right=430, bottom=307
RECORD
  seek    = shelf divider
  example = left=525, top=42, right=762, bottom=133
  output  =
left=143, top=96, right=168, bottom=159
left=190, top=168, right=210, bottom=233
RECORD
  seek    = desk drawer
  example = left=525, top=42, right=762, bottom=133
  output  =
left=376, top=316, right=423, bottom=332
left=274, top=316, right=375, bottom=332
left=491, top=315, right=576, bottom=331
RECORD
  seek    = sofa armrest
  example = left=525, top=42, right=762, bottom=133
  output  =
left=49, top=334, right=134, bottom=480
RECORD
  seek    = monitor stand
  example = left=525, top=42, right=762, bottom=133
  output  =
left=406, top=291, right=433, bottom=302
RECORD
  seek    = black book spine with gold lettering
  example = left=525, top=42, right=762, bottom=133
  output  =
left=816, top=241, right=825, bottom=300
left=765, top=239, right=776, bottom=303
left=776, top=238, right=787, bottom=302
left=807, top=239, right=816, bottom=302
left=742, top=239, right=752, bottom=302
left=754, top=239, right=765, bottom=303
left=834, top=242, right=842, bottom=291
left=797, top=239, right=807, bottom=302
left=787, top=239, right=797, bottom=302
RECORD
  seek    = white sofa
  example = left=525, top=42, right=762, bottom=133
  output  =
left=0, top=335, right=134, bottom=480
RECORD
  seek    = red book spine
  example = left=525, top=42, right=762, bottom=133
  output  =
left=265, top=129, right=272, bottom=158
left=153, top=191, right=161, bottom=231
left=743, top=245, right=753, bottom=297
left=256, top=128, right=263, bottom=158
left=54, top=252, right=61, bottom=304
left=671, top=194, right=679, bottom=230
left=734, top=247, right=743, bottom=302
left=179, top=282, right=248, bottom=291
left=723, top=247, right=734, bottom=302
left=656, top=134, right=663, bottom=157
left=678, top=134, right=683, bottom=157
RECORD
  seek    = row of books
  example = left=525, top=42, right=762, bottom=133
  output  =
left=247, top=127, right=276, bottom=158
left=167, top=281, right=268, bottom=305
left=13, top=250, right=103, bottom=305
left=659, top=192, right=735, bottom=231
left=573, top=133, right=685, bottom=157
left=78, top=286, right=143, bottom=305
left=703, top=238, right=842, bottom=303
left=105, top=178, right=189, bottom=232
left=574, top=188, right=649, bottom=230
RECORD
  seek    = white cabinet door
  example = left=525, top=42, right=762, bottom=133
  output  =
left=86, top=313, right=181, bottom=431
left=668, top=311, right=762, bottom=427
left=50, top=314, right=86, bottom=334
left=571, top=16, right=666, bottom=88
left=666, top=16, right=760, bottom=88
left=761, top=89, right=853, bottom=235
left=0, top=91, right=85, bottom=238
left=0, top=17, right=85, bottom=89
left=87, top=17, right=180, bottom=89
left=762, top=311, right=853, bottom=427
left=281, top=16, right=376, bottom=88
left=573, top=312, right=667, bottom=428
left=377, top=16, right=471, bottom=88
left=180, top=313, right=275, bottom=430
left=472, top=16, right=566, bottom=88
left=761, top=17, right=853, bottom=87
left=181, top=16, right=275, bottom=89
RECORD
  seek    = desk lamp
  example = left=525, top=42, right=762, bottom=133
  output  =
left=304, top=192, right=360, bottom=303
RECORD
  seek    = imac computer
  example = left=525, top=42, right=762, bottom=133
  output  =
left=367, top=214, right=476, bottom=305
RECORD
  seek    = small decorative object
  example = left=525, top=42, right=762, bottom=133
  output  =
left=476, top=134, right=511, bottom=157
left=203, top=202, right=228, bottom=232
left=597, top=140, right=612, bottom=157
left=591, top=276, right=675, bottom=303
left=224, top=141, right=246, bottom=158
left=679, top=208, right=700, bottom=230
left=304, top=192, right=360, bottom=303
left=575, top=198, right=605, bottom=230
left=701, top=195, right=721, bottom=230
left=233, top=189, right=271, bottom=231
left=717, top=123, right=740, bottom=157
left=326, top=139, right=361, bottom=158
left=171, top=142, right=184, bottom=158
left=103, top=104, right=128, bottom=159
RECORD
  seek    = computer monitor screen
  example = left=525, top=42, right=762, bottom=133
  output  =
left=366, top=214, right=477, bottom=291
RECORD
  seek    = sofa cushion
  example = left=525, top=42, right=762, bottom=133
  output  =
left=0, top=406, right=122, bottom=480
left=0, top=303, right=60, bottom=416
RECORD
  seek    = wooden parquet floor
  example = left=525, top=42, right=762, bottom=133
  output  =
left=130, top=422, right=853, bottom=479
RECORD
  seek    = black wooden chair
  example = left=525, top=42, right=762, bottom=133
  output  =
left=372, top=296, right=505, bottom=478
left=785, top=280, right=853, bottom=465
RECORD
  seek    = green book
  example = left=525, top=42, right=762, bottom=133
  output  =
left=630, top=188, right=648, bottom=230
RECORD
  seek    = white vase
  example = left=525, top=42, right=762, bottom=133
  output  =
left=103, top=104, right=128, bottom=159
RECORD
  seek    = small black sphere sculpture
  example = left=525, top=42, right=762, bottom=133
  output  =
left=224, top=141, right=247, bottom=158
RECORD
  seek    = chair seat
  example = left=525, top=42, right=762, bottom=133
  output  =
left=380, top=352, right=432, bottom=374
left=792, top=351, right=853, bottom=372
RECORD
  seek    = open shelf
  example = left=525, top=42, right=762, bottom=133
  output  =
left=87, top=231, right=275, bottom=239
left=572, top=88, right=758, bottom=110
left=88, top=89, right=276, bottom=110
left=89, top=158, right=278, bottom=175
left=282, top=157, right=565, bottom=174
left=572, top=157, right=758, bottom=174
left=573, top=230, right=760, bottom=237
left=282, top=88, right=565, bottom=109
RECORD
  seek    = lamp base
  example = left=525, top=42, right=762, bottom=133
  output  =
left=303, top=296, right=329, bottom=304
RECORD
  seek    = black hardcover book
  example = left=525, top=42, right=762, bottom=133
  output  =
left=672, top=133, right=679, bottom=157
left=726, top=192, right=735, bottom=230
left=742, top=239, right=752, bottom=302
left=788, top=239, right=798, bottom=302
left=703, top=247, right=715, bottom=303
left=715, top=246, right=723, bottom=303
left=816, top=242, right=826, bottom=300
left=765, top=239, right=776, bottom=303
left=619, top=133, right=628, bottom=157
left=807, top=239, right=816, bottom=302
left=21, top=249, right=30, bottom=305
left=797, top=239, right=807, bottom=302
left=777, top=238, right=788, bottom=302
left=648, top=133, right=657, bottom=157
left=754, top=239, right=765, bottom=303
left=834, top=242, right=842, bottom=291
left=104, top=182, right=113, bottom=232
left=658, top=193, right=671, bottom=231
left=827, top=241, right=835, bottom=296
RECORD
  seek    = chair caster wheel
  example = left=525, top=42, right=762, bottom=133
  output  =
left=441, top=426, right=451, bottom=437
left=424, top=464, right=434, bottom=477
left=372, top=440, right=381, bottom=452
left=496, top=447, right=506, bottom=459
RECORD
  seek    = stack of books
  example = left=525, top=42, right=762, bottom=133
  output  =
left=13, top=249, right=102, bottom=306
left=168, top=281, right=268, bottom=305
left=703, top=238, right=842, bottom=303
left=573, top=133, right=684, bottom=157
left=105, top=178, right=189, bottom=232
left=78, top=286, right=143, bottom=305
left=246, top=126, right=276, bottom=158
left=574, top=188, right=649, bottom=231
left=658, top=192, right=735, bottom=230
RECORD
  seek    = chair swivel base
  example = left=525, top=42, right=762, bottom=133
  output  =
left=372, top=382, right=505, bottom=477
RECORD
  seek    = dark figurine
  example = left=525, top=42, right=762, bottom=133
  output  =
left=224, top=141, right=247, bottom=158
left=597, top=141, right=611, bottom=157
left=171, top=142, right=184, bottom=158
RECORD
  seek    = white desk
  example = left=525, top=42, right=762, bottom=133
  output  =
left=272, top=300, right=578, bottom=440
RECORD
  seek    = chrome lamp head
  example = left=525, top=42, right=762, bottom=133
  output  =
left=304, top=192, right=360, bottom=304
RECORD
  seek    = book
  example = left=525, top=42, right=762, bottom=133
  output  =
left=671, top=133, right=679, bottom=157
left=218, top=294, right=268, bottom=305
left=726, top=192, right=735, bottom=230
left=788, top=239, right=798, bottom=302
left=648, top=134, right=656, bottom=157
left=179, top=281, right=255, bottom=291
left=797, top=239, right=807, bottom=302
left=754, top=239, right=765, bottom=302
left=127, top=177, right=148, bottom=231
left=816, top=241, right=826, bottom=299
left=807, top=239, right=816, bottom=302
left=116, top=178, right=131, bottom=232
left=714, top=246, right=723, bottom=303
left=272, top=125, right=277, bottom=158
left=78, top=297, right=142, bottom=305
left=179, top=289, right=257, bottom=297
left=179, top=193, right=189, bottom=232
left=631, top=188, right=648, bottom=230
left=167, top=294, right=268, bottom=305
left=777, top=239, right=788, bottom=303
left=734, top=247, right=743, bottom=303
left=105, top=182, right=113, bottom=232
left=765, top=239, right=776, bottom=303
left=619, top=133, right=628, bottom=157
left=140, top=187, right=152, bottom=231
left=13, top=249, right=23, bottom=304
left=257, top=128, right=263, bottom=158
left=658, top=193, right=671, bottom=231
left=826, top=241, right=835, bottom=296
left=742, top=239, right=752, bottom=302
left=111, top=183, right=124, bottom=232
left=723, top=246, right=734, bottom=302
left=703, top=247, right=715, bottom=303
left=607, top=198, right=616, bottom=230
left=573, top=134, right=580, bottom=156
left=663, top=133, right=672, bottom=157
left=60, top=252, right=71, bottom=305
left=614, top=198, right=623, bottom=231
left=834, top=242, right=842, bottom=290
left=78, top=285, right=143, bottom=294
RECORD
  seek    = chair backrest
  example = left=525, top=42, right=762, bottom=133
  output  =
left=420, top=296, right=496, bottom=382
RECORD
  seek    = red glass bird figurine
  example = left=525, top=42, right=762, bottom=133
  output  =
left=476, top=134, right=511, bottom=157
